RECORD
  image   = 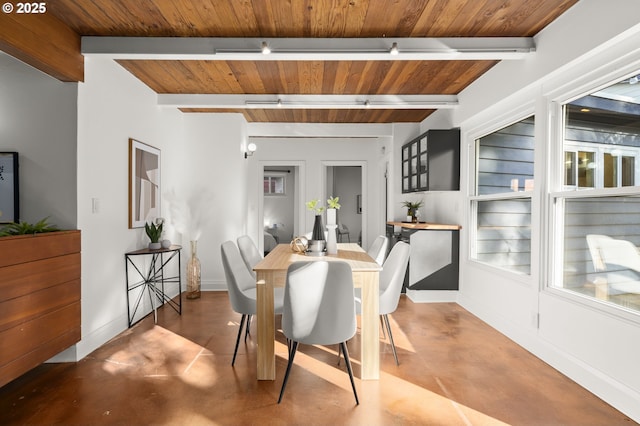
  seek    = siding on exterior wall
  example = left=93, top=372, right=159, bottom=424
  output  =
left=563, top=196, right=640, bottom=287
left=476, top=199, right=532, bottom=273
left=477, top=119, right=535, bottom=195
left=562, top=112, right=640, bottom=288
left=475, top=118, right=535, bottom=273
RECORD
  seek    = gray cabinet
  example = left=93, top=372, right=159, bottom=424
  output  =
left=401, top=128, right=460, bottom=192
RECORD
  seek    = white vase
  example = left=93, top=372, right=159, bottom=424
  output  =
left=326, top=224, right=338, bottom=255
left=327, top=208, right=337, bottom=225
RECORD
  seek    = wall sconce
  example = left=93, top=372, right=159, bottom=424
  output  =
left=244, top=142, right=257, bottom=159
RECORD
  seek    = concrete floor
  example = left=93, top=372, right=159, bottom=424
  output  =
left=0, top=292, right=634, bottom=425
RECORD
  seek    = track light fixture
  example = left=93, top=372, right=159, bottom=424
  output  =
left=261, top=41, right=271, bottom=55
left=389, top=42, right=399, bottom=55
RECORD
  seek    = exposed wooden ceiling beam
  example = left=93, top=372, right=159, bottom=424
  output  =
left=0, top=13, right=83, bottom=82
left=158, top=94, right=458, bottom=110
left=82, top=37, right=535, bottom=61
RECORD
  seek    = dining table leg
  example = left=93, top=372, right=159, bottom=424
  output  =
left=256, top=272, right=275, bottom=380
left=358, top=271, right=380, bottom=380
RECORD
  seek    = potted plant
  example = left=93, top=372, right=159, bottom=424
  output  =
left=305, top=199, right=326, bottom=255
left=326, top=196, right=341, bottom=225
left=402, top=200, right=424, bottom=223
left=145, top=221, right=163, bottom=249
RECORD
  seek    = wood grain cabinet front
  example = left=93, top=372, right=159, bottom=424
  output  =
left=0, top=230, right=81, bottom=388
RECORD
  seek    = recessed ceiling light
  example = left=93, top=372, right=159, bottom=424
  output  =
left=580, top=108, right=590, bottom=112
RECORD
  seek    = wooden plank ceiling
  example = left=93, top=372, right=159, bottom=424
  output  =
left=22, top=0, right=580, bottom=123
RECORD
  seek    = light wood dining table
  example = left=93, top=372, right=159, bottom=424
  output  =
left=253, top=243, right=382, bottom=381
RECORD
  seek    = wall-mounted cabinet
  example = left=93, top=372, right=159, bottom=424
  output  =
left=401, top=128, right=460, bottom=192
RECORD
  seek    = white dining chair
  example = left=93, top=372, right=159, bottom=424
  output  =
left=356, top=241, right=410, bottom=365
left=367, top=235, right=389, bottom=265
left=586, top=234, right=640, bottom=295
left=278, top=261, right=359, bottom=405
left=221, top=240, right=284, bottom=366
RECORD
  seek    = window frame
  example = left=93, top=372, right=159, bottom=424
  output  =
left=547, top=68, right=640, bottom=321
left=468, top=111, right=536, bottom=276
left=263, top=173, right=286, bottom=196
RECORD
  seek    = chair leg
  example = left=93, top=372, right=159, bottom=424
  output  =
left=245, top=315, right=252, bottom=342
left=340, top=342, right=359, bottom=405
left=337, top=343, right=342, bottom=365
left=278, top=341, right=299, bottom=403
left=383, top=314, right=399, bottom=366
left=232, top=314, right=247, bottom=366
left=379, top=316, right=386, bottom=339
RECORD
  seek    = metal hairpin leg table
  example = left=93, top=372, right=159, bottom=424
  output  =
left=125, top=245, right=182, bottom=327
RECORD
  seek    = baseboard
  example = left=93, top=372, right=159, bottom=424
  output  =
left=202, top=279, right=228, bottom=292
left=405, top=289, right=458, bottom=303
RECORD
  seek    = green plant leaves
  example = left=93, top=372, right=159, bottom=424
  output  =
left=0, top=217, right=59, bottom=236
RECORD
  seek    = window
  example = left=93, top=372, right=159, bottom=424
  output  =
left=551, top=72, right=640, bottom=313
left=563, top=143, right=638, bottom=190
left=471, top=116, right=535, bottom=274
left=263, top=175, right=285, bottom=195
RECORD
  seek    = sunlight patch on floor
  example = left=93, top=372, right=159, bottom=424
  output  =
left=273, top=339, right=509, bottom=425
left=384, top=315, right=416, bottom=354
left=101, top=325, right=217, bottom=388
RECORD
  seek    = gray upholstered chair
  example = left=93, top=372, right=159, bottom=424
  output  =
left=356, top=241, right=410, bottom=365
left=367, top=235, right=390, bottom=265
left=221, top=240, right=284, bottom=366
left=337, top=223, right=350, bottom=242
left=237, top=235, right=262, bottom=278
left=278, top=261, right=359, bottom=405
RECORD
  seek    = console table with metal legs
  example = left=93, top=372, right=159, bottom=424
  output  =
left=124, top=245, right=182, bottom=327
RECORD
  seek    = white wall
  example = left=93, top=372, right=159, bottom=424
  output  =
left=0, top=52, right=77, bottom=229
left=181, top=113, right=248, bottom=291
left=74, top=56, right=185, bottom=359
left=418, top=0, right=640, bottom=420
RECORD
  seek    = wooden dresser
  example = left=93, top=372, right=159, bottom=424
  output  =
left=0, top=230, right=81, bottom=387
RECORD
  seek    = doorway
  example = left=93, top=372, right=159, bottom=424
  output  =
left=325, top=165, right=363, bottom=246
left=262, top=165, right=299, bottom=253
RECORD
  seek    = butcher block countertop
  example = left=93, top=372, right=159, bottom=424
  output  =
left=387, top=221, right=461, bottom=230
